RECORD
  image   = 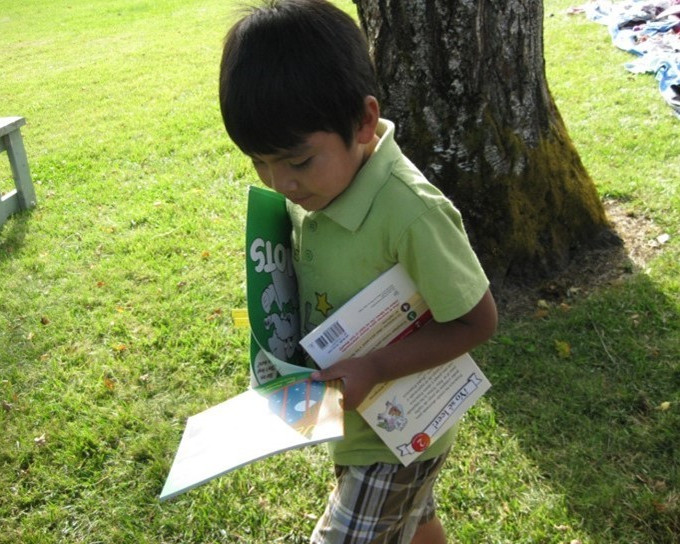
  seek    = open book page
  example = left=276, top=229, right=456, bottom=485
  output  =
left=300, top=263, right=491, bottom=466
left=160, top=373, right=343, bottom=501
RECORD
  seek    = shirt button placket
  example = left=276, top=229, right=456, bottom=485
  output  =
left=302, top=218, right=317, bottom=262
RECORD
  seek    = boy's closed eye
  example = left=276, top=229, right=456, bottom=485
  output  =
left=290, top=156, right=313, bottom=170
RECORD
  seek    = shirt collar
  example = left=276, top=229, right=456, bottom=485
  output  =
left=318, top=119, right=400, bottom=232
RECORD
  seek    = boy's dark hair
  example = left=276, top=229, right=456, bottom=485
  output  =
left=219, top=0, right=377, bottom=155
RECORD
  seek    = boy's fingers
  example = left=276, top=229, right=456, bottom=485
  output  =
left=311, top=369, right=333, bottom=381
left=311, top=367, right=346, bottom=384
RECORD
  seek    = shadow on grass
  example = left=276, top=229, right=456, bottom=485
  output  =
left=0, top=209, right=33, bottom=262
left=486, top=272, right=679, bottom=543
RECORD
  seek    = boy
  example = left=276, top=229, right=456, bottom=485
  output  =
left=219, top=1, right=498, bottom=542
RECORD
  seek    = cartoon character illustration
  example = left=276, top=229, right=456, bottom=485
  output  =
left=261, top=267, right=295, bottom=314
left=264, top=312, right=299, bottom=360
left=261, top=267, right=300, bottom=361
left=377, top=398, right=408, bottom=432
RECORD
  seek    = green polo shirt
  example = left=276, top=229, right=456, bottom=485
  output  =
left=288, top=119, right=489, bottom=465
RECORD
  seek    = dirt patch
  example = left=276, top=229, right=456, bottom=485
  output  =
left=495, top=199, right=670, bottom=318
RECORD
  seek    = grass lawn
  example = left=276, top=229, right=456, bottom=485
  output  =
left=1, top=0, right=678, bottom=542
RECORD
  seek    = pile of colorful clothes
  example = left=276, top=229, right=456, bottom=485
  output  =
left=579, top=0, right=680, bottom=117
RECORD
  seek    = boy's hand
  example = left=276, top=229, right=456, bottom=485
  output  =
left=311, top=357, right=379, bottom=411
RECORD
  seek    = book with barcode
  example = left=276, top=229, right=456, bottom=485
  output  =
left=300, top=263, right=491, bottom=466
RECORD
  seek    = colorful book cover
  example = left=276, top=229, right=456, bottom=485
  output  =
left=159, top=373, right=343, bottom=501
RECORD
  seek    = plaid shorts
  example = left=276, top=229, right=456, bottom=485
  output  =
left=310, top=451, right=449, bottom=544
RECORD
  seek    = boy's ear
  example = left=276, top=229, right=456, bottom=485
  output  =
left=356, top=96, right=380, bottom=145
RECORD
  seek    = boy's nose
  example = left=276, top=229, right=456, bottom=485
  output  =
left=269, top=166, right=298, bottom=194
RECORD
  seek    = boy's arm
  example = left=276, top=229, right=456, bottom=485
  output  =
left=311, top=288, right=498, bottom=411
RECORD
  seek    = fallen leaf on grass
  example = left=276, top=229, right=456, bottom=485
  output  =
left=533, top=309, right=549, bottom=319
left=652, top=480, right=668, bottom=491
left=40, top=316, right=50, bottom=326
left=653, top=500, right=668, bottom=512
left=206, top=308, right=223, bottom=321
left=554, top=340, right=571, bottom=358
left=103, top=377, right=116, bottom=391
left=657, top=401, right=671, bottom=411
left=566, top=287, right=581, bottom=298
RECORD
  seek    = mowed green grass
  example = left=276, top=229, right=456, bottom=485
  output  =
left=1, top=1, right=678, bottom=542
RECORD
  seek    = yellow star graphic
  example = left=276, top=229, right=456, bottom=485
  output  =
left=315, top=292, right=333, bottom=317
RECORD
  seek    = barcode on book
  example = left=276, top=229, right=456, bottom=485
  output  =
left=314, top=321, right=347, bottom=351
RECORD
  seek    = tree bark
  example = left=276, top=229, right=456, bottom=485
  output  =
left=353, top=0, right=616, bottom=285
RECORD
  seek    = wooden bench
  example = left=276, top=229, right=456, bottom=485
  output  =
left=1, top=116, right=37, bottom=226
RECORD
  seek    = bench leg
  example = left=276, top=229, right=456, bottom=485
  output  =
left=5, top=129, right=37, bottom=210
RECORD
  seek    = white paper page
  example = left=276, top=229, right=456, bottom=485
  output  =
left=160, top=378, right=342, bottom=501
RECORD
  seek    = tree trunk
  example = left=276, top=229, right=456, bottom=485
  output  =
left=353, top=0, right=616, bottom=285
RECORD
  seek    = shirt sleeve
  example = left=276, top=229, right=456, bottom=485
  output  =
left=396, top=202, right=489, bottom=322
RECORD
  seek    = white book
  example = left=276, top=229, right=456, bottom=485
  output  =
left=300, top=263, right=491, bottom=465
